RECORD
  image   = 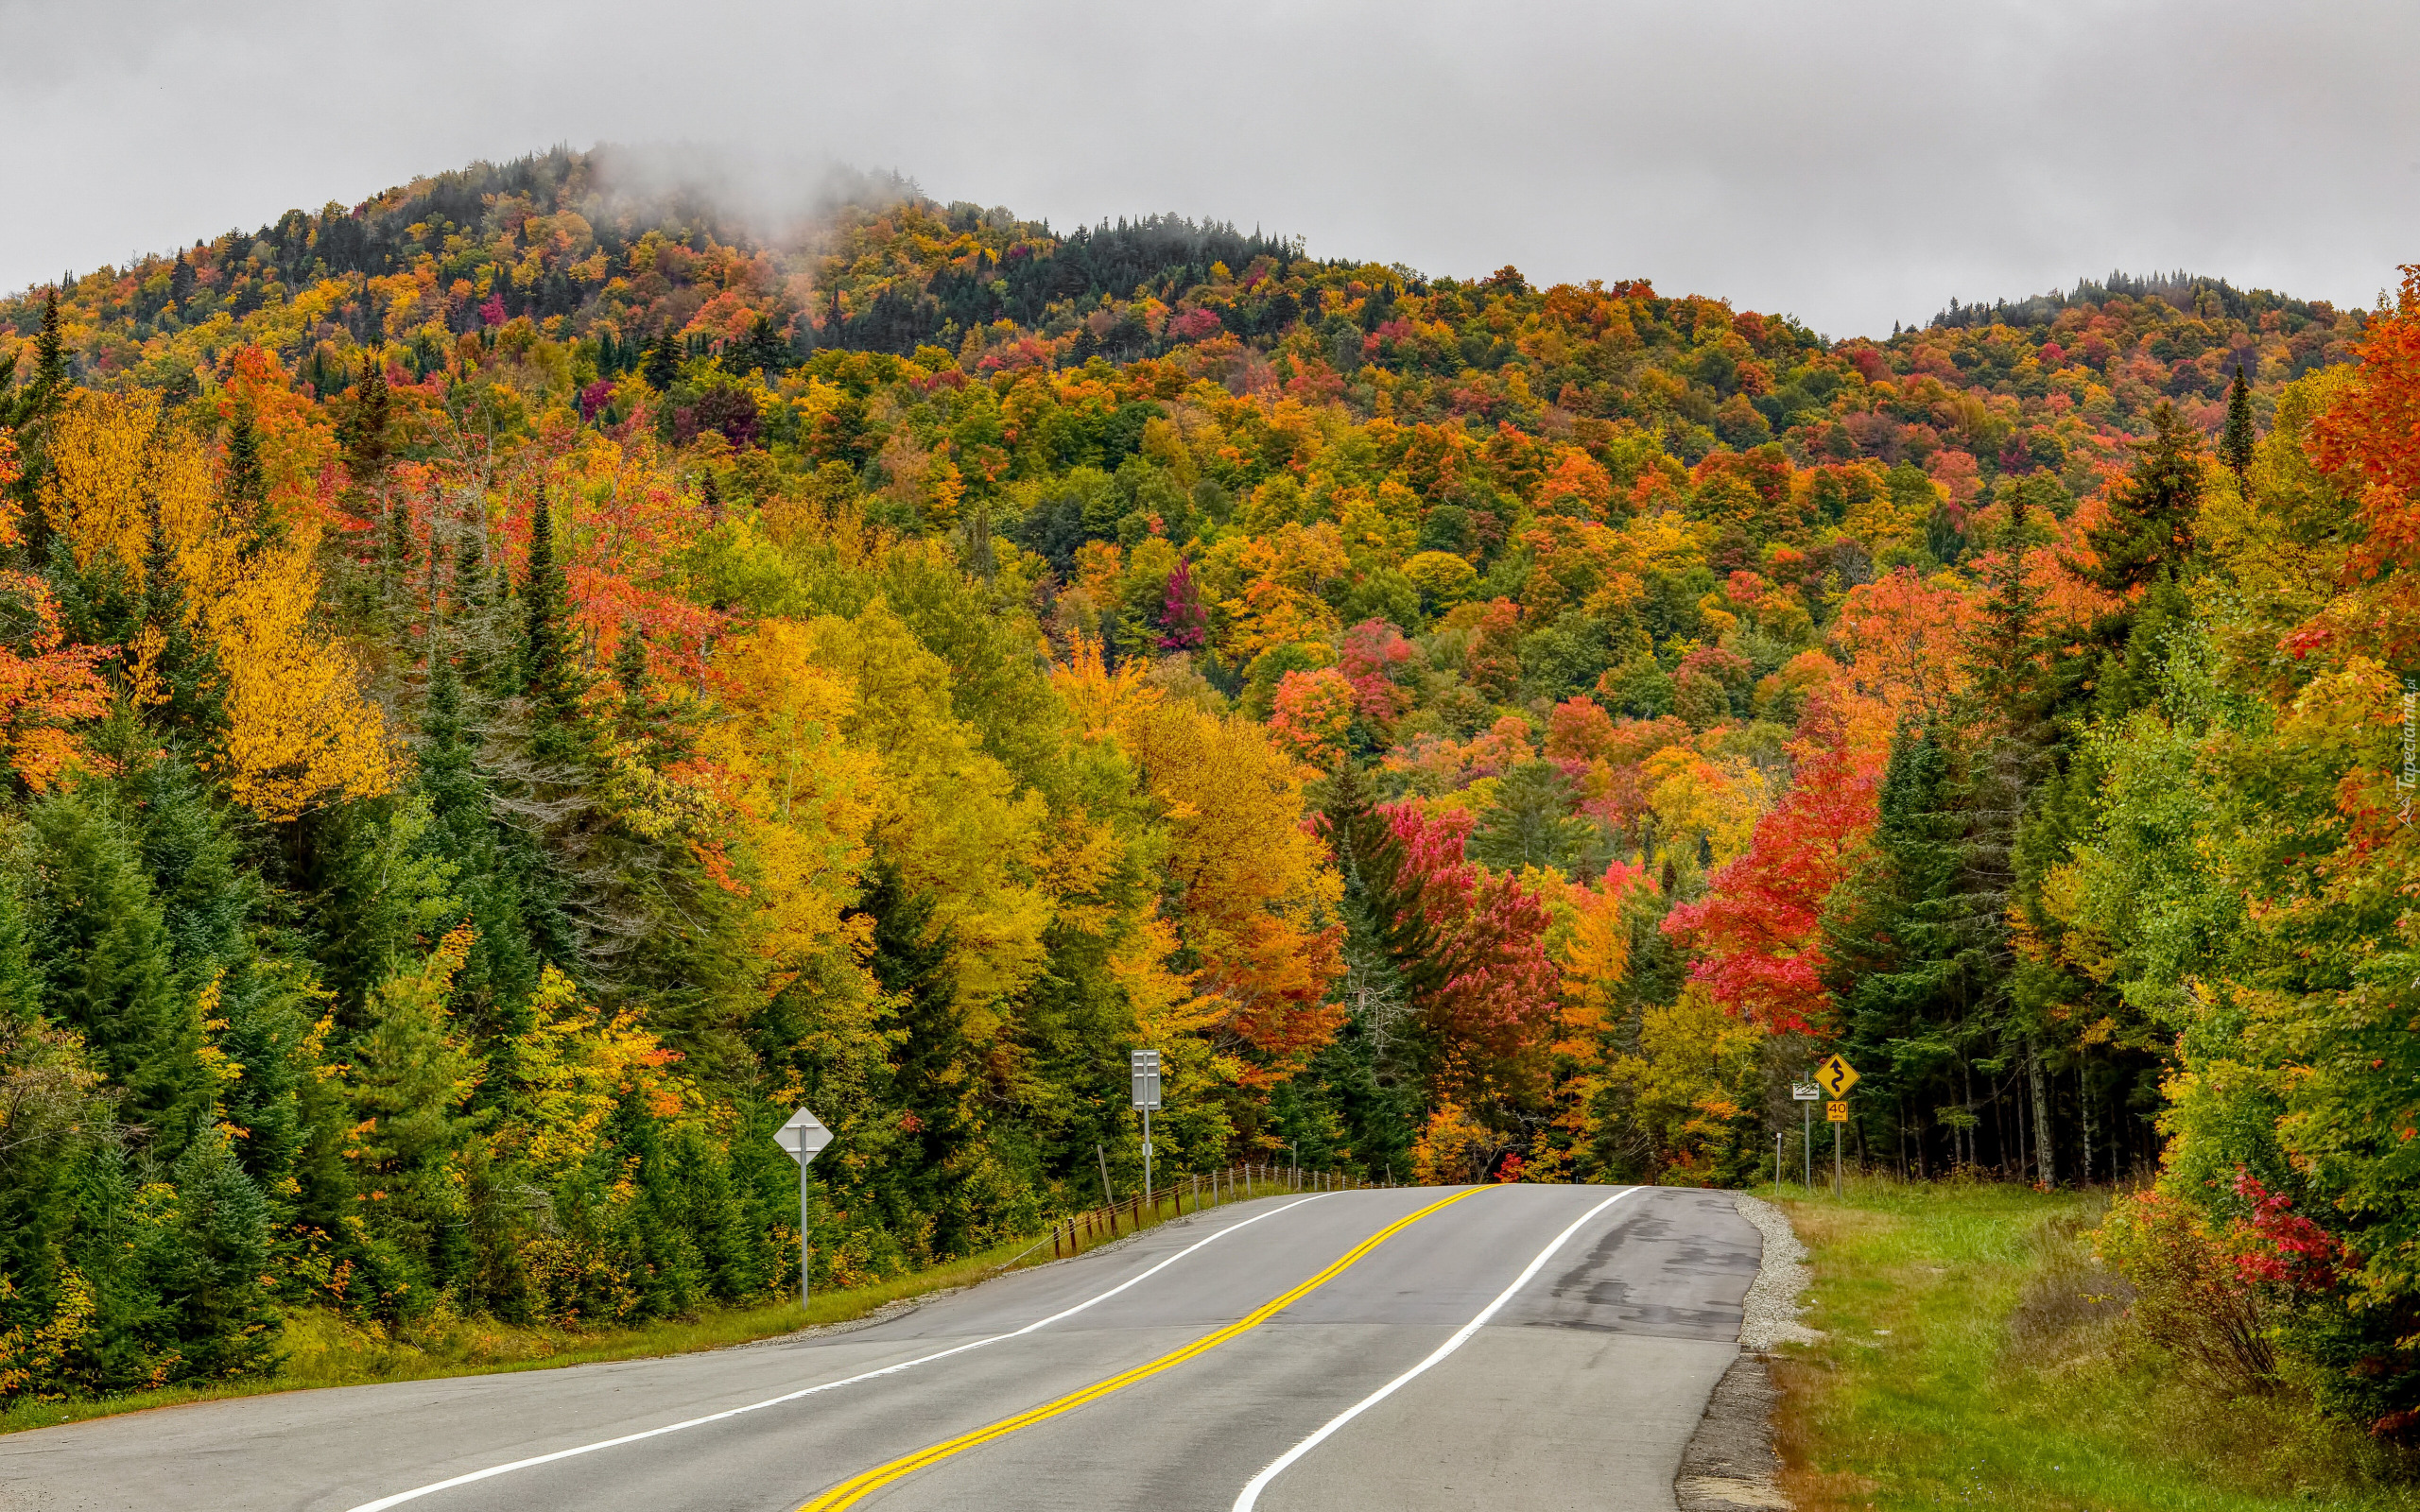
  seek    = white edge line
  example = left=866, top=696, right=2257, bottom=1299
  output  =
left=344, top=1194, right=1330, bottom=1512
left=1229, top=1185, right=1639, bottom=1512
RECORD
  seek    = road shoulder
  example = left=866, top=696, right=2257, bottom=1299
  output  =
left=1673, top=1193, right=1810, bottom=1512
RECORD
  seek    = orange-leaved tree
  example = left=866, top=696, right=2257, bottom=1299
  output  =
left=0, top=430, right=110, bottom=791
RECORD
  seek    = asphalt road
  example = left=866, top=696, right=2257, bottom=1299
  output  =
left=0, top=1183, right=1761, bottom=1512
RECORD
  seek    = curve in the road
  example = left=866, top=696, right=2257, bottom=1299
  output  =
left=346, top=1193, right=1331, bottom=1512
left=1230, top=1184, right=1636, bottom=1511
left=794, top=1184, right=1493, bottom=1512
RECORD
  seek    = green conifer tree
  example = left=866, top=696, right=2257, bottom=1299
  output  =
left=1467, top=761, right=1596, bottom=872
left=1822, top=722, right=2011, bottom=1175
left=342, top=351, right=393, bottom=485
left=32, top=287, right=67, bottom=398
left=642, top=327, right=681, bottom=391
left=147, top=1128, right=280, bottom=1380
left=222, top=404, right=266, bottom=517
left=26, top=789, right=214, bottom=1160
left=521, top=490, right=581, bottom=739
left=2070, top=400, right=2202, bottom=616
left=139, top=493, right=227, bottom=743
left=735, top=314, right=787, bottom=377
left=3, top=288, right=73, bottom=558
left=2220, top=366, right=2256, bottom=484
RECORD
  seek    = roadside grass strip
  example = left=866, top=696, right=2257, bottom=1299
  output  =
left=795, top=1186, right=1495, bottom=1512
left=1230, top=1185, right=1637, bottom=1510
left=1774, top=1179, right=2420, bottom=1512
left=342, top=1195, right=1328, bottom=1512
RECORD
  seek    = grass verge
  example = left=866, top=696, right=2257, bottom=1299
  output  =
left=0, top=1177, right=1257, bottom=1438
left=1770, top=1177, right=2417, bottom=1511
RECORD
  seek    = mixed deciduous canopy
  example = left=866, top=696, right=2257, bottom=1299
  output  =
left=0, top=152, right=2411, bottom=1435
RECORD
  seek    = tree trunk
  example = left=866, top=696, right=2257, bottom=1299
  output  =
left=2079, top=1057, right=2093, bottom=1187
left=2027, top=1038, right=2055, bottom=1187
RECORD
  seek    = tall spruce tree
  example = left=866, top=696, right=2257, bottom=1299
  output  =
left=3, top=289, right=72, bottom=558
left=642, top=327, right=681, bottom=391
left=342, top=352, right=394, bottom=485
left=26, top=789, right=214, bottom=1161
left=2069, top=401, right=2202, bottom=630
left=1468, top=762, right=1596, bottom=873
left=222, top=404, right=266, bottom=518
left=1823, top=722, right=2016, bottom=1176
left=137, top=489, right=228, bottom=747
left=735, top=314, right=787, bottom=377
left=32, top=288, right=67, bottom=398
left=521, top=489, right=581, bottom=741
left=2220, top=366, right=2256, bottom=484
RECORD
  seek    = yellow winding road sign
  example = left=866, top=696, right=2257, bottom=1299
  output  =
left=1814, top=1055, right=1859, bottom=1099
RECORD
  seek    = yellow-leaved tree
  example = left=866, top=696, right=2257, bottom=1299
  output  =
left=1526, top=862, right=1656, bottom=1177
left=801, top=602, right=1053, bottom=1040
left=39, top=389, right=397, bottom=819
left=689, top=620, right=883, bottom=1013
left=1111, top=691, right=1345, bottom=1081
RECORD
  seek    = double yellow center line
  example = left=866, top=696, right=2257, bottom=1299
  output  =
left=796, top=1186, right=1493, bottom=1511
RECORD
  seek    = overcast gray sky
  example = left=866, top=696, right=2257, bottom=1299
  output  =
left=4, top=0, right=2414, bottom=337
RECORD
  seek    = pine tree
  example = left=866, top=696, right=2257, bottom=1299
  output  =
left=2071, top=400, right=2202, bottom=612
left=149, top=1128, right=280, bottom=1380
left=522, top=490, right=579, bottom=735
left=3, top=288, right=73, bottom=558
left=411, top=627, right=548, bottom=1043
left=26, top=788, right=214, bottom=1160
left=2220, top=366, right=2256, bottom=484
left=735, top=314, right=787, bottom=377
left=342, top=352, right=393, bottom=485
left=1822, top=722, right=2012, bottom=1176
left=642, top=327, right=681, bottom=391
left=136, top=490, right=227, bottom=745
left=1468, top=761, right=1595, bottom=872
left=222, top=404, right=265, bottom=517
left=32, top=288, right=67, bottom=398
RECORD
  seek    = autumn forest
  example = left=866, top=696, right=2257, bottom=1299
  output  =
left=0, top=146, right=2413, bottom=1437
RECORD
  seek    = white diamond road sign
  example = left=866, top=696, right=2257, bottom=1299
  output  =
left=775, top=1107, right=833, bottom=1165
left=775, top=1107, right=831, bottom=1310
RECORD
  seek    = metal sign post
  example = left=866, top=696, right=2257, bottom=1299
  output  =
left=1791, top=1083, right=1820, bottom=1190
left=1813, top=1056, right=1858, bottom=1199
left=774, top=1108, right=833, bottom=1310
left=1131, top=1048, right=1160, bottom=1202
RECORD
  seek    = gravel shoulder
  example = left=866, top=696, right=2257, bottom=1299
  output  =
left=1672, top=1192, right=1815, bottom=1512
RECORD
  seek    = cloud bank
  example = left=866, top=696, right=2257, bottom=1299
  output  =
left=2, top=0, right=2413, bottom=335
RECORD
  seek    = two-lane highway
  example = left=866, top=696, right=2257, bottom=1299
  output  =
left=0, top=1184, right=1760, bottom=1511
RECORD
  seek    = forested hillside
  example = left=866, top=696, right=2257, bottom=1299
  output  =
left=0, top=146, right=2411, bottom=1436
